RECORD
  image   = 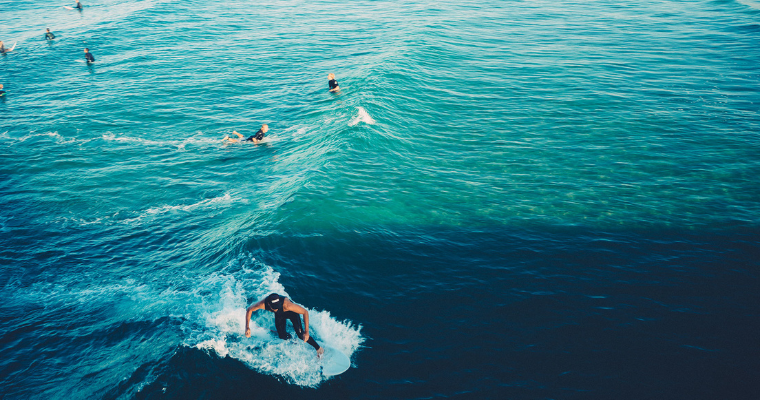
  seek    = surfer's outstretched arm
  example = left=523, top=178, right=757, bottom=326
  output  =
left=244, top=300, right=266, bottom=337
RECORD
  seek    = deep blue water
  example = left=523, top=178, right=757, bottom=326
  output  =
left=1, top=0, right=759, bottom=399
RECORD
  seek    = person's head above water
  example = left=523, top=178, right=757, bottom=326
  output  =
left=84, top=48, right=89, bottom=53
left=46, top=28, right=51, bottom=32
left=261, top=124, right=269, bottom=133
left=264, top=293, right=283, bottom=312
left=328, top=73, right=335, bottom=80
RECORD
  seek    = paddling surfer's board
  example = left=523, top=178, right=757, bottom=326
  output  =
left=320, top=345, right=350, bottom=376
left=63, top=6, right=74, bottom=9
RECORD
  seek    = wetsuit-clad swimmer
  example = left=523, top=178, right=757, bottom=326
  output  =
left=245, top=293, right=324, bottom=356
left=0, top=84, right=6, bottom=97
left=0, top=42, right=7, bottom=54
left=45, top=29, right=56, bottom=40
left=84, top=48, right=95, bottom=63
left=328, top=73, right=340, bottom=92
left=75, top=0, right=83, bottom=10
left=223, top=124, right=268, bottom=143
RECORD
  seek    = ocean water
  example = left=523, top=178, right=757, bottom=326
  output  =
left=1, top=0, right=759, bottom=398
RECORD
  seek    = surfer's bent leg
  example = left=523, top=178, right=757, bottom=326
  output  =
left=286, top=311, right=321, bottom=351
left=274, top=312, right=293, bottom=340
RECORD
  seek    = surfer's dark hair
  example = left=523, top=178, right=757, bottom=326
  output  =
left=264, top=293, right=282, bottom=312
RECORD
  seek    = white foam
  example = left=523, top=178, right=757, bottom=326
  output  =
left=48, top=193, right=238, bottom=227
left=120, top=193, right=236, bottom=224
left=101, top=132, right=219, bottom=150
left=14, top=131, right=76, bottom=144
left=184, top=257, right=364, bottom=386
left=349, top=107, right=376, bottom=126
left=736, top=0, right=760, bottom=9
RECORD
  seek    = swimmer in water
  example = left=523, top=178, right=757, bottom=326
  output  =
left=75, top=0, right=83, bottom=10
left=0, top=84, right=6, bottom=97
left=245, top=293, right=324, bottom=356
left=0, top=42, right=7, bottom=54
left=223, top=124, right=268, bottom=143
left=45, top=28, right=56, bottom=41
left=84, top=48, right=95, bottom=63
left=328, top=73, right=340, bottom=92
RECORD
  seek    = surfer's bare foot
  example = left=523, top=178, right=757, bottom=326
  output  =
left=317, top=347, right=324, bottom=358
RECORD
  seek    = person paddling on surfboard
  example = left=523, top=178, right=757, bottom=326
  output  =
left=245, top=293, right=325, bottom=356
left=84, top=48, right=95, bottom=63
left=328, top=73, right=340, bottom=92
left=223, top=124, right=268, bottom=143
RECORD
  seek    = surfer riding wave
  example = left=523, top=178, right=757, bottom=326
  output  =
left=245, top=293, right=324, bottom=356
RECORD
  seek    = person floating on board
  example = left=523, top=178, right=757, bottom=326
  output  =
left=223, top=124, right=268, bottom=143
left=45, top=29, right=56, bottom=41
left=84, top=48, right=95, bottom=63
left=328, top=73, right=340, bottom=92
left=245, top=293, right=324, bottom=356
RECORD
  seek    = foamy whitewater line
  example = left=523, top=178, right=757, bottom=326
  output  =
left=49, top=193, right=239, bottom=227
left=121, top=193, right=238, bottom=223
left=102, top=132, right=222, bottom=150
left=349, top=107, right=376, bottom=126
left=1, top=130, right=222, bottom=150
left=11, top=131, right=79, bottom=145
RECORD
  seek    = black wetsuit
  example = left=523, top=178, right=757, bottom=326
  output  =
left=46, top=32, right=56, bottom=40
left=328, top=79, right=339, bottom=91
left=245, top=129, right=265, bottom=142
left=85, top=52, right=95, bottom=63
left=265, top=294, right=320, bottom=351
left=0, top=90, right=5, bottom=97
left=75, top=3, right=83, bottom=10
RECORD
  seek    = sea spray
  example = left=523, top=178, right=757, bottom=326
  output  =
left=349, top=107, right=375, bottom=126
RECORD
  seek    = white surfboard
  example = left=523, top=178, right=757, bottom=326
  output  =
left=320, top=345, right=351, bottom=377
left=63, top=6, right=74, bottom=9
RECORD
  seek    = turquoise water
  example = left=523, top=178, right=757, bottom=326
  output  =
left=1, top=0, right=759, bottom=398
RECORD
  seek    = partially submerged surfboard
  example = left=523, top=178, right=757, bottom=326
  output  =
left=63, top=6, right=75, bottom=9
left=320, top=345, right=350, bottom=377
